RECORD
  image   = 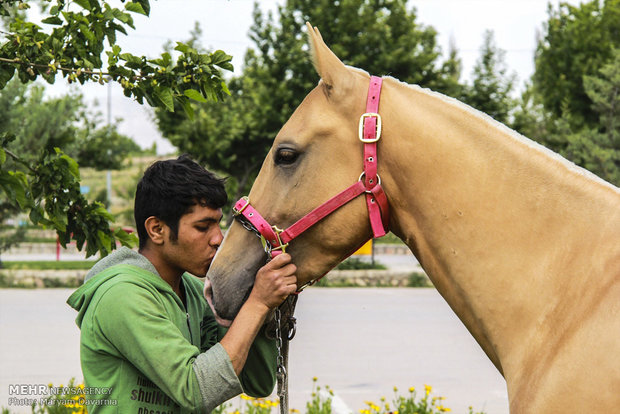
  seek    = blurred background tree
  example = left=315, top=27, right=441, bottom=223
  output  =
left=3, top=0, right=618, bottom=253
left=461, top=29, right=517, bottom=125
left=516, top=0, right=620, bottom=185
left=155, top=0, right=466, bottom=220
left=0, top=0, right=234, bottom=256
left=155, top=0, right=620, bottom=214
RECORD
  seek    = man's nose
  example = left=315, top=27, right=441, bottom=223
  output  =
left=211, top=227, right=224, bottom=248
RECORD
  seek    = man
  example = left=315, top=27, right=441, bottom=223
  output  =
left=67, top=155, right=297, bottom=413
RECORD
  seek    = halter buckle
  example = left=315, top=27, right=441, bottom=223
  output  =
left=269, top=225, right=289, bottom=253
left=232, top=196, right=250, bottom=216
left=358, top=112, right=382, bottom=143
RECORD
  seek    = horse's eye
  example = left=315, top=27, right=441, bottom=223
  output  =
left=274, top=148, right=299, bottom=165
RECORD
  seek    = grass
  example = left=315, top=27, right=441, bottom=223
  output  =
left=408, top=272, right=433, bottom=288
left=1, top=261, right=95, bottom=270
left=0, top=273, right=84, bottom=288
left=336, top=257, right=387, bottom=270
left=374, top=232, right=403, bottom=244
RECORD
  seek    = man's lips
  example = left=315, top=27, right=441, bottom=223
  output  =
left=203, top=278, right=233, bottom=327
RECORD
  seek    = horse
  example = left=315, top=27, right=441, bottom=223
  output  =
left=204, top=23, right=620, bottom=413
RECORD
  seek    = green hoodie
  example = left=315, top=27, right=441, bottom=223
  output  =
left=67, top=247, right=277, bottom=414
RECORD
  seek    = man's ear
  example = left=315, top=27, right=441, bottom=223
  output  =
left=144, top=216, right=166, bottom=246
left=306, top=22, right=353, bottom=99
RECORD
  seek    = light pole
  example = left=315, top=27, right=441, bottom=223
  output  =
left=106, top=79, right=112, bottom=206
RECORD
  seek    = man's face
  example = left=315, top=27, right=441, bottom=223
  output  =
left=162, top=204, right=224, bottom=277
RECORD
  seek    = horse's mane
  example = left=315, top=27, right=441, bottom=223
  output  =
left=383, top=75, right=620, bottom=195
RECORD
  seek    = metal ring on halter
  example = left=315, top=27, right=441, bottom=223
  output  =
left=358, top=172, right=382, bottom=193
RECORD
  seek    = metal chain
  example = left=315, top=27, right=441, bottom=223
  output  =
left=275, top=306, right=288, bottom=414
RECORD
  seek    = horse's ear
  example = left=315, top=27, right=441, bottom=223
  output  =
left=306, top=22, right=352, bottom=99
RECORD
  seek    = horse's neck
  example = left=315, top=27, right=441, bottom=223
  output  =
left=380, top=79, right=620, bottom=375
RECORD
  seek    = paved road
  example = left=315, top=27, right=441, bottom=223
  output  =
left=0, top=288, right=508, bottom=414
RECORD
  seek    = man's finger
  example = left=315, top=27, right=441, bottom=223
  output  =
left=277, top=263, right=297, bottom=277
left=268, top=253, right=292, bottom=268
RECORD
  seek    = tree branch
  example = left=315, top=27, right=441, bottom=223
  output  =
left=0, top=57, right=111, bottom=78
left=3, top=147, right=35, bottom=172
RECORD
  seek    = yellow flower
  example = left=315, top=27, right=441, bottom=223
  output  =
left=393, top=386, right=398, bottom=392
left=290, top=409, right=300, bottom=413
left=424, top=385, right=432, bottom=395
left=408, top=387, right=415, bottom=393
left=313, top=377, right=318, bottom=382
left=241, top=394, right=253, bottom=400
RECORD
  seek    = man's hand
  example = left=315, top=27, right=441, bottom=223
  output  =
left=220, top=253, right=297, bottom=375
left=248, top=253, right=297, bottom=310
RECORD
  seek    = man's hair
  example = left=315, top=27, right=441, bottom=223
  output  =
left=134, top=154, right=227, bottom=249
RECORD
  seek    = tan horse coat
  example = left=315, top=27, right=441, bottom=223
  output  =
left=206, top=24, right=620, bottom=413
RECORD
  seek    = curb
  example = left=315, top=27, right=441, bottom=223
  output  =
left=3, top=242, right=414, bottom=257
left=0, top=267, right=430, bottom=288
left=323, top=268, right=430, bottom=287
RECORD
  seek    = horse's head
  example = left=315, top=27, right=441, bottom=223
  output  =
left=205, top=24, right=389, bottom=324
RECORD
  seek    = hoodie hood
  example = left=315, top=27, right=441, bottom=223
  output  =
left=67, top=247, right=173, bottom=327
left=84, top=246, right=160, bottom=282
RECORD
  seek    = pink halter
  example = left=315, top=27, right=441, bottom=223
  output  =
left=232, top=76, right=389, bottom=289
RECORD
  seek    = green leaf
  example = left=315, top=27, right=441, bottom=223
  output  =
left=114, top=228, right=138, bottom=248
left=155, top=87, right=174, bottom=112
left=174, top=42, right=189, bottom=54
left=137, top=0, right=151, bottom=16
left=60, top=154, right=80, bottom=179
left=97, top=229, right=112, bottom=254
left=0, top=148, right=5, bottom=165
left=220, top=81, right=231, bottom=96
left=184, top=89, right=207, bottom=103
left=93, top=204, right=115, bottom=222
left=125, top=2, right=146, bottom=15
left=0, top=66, right=16, bottom=89
left=211, top=50, right=232, bottom=65
left=73, top=0, right=92, bottom=10
left=29, top=207, right=44, bottom=226
left=79, top=24, right=96, bottom=43
left=180, top=97, right=195, bottom=120
left=41, top=16, right=63, bottom=25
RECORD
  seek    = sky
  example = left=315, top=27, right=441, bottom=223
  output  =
left=48, top=0, right=584, bottom=154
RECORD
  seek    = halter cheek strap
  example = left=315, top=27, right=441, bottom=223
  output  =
left=233, top=75, right=390, bottom=286
left=362, top=76, right=389, bottom=238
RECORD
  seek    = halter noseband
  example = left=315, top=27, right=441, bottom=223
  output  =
left=232, top=76, right=389, bottom=290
